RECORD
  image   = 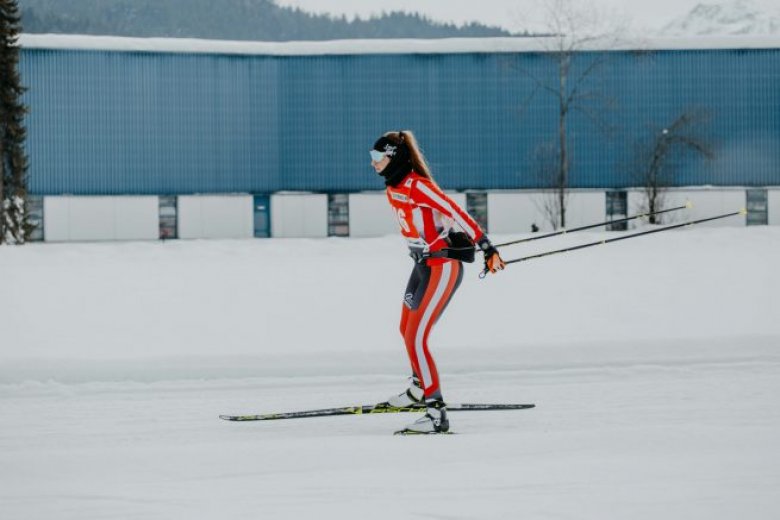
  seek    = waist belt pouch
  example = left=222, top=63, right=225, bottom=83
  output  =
left=444, top=231, right=476, bottom=263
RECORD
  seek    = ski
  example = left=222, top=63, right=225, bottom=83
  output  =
left=219, top=402, right=534, bottom=422
left=394, top=430, right=456, bottom=436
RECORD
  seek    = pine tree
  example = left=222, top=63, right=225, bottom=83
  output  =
left=0, top=0, right=30, bottom=244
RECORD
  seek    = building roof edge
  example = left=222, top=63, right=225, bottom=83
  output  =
left=18, top=33, right=780, bottom=56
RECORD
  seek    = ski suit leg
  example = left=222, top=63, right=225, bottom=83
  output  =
left=400, top=260, right=463, bottom=399
left=399, top=264, right=424, bottom=380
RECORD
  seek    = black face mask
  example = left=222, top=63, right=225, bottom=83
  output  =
left=379, top=155, right=412, bottom=187
left=373, top=136, right=412, bottom=187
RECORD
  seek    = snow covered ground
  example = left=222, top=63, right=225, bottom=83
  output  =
left=2, top=226, right=780, bottom=519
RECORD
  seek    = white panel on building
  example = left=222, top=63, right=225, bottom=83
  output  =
left=488, top=191, right=606, bottom=235
left=626, top=190, right=647, bottom=228
left=768, top=190, right=780, bottom=226
left=42, top=197, right=70, bottom=241
left=68, top=197, right=115, bottom=241
left=115, top=198, right=161, bottom=240
left=348, top=192, right=396, bottom=237
left=270, top=193, right=327, bottom=238
left=43, top=196, right=158, bottom=242
left=348, top=191, right=467, bottom=238
left=628, top=188, right=745, bottom=227
left=566, top=192, right=607, bottom=228
left=487, top=192, right=548, bottom=235
left=178, top=195, right=253, bottom=239
left=488, top=191, right=606, bottom=234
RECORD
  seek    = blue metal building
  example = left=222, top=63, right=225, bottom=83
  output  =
left=18, top=35, right=780, bottom=196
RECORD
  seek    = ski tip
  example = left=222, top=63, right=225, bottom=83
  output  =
left=739, top=207, right=747, bottom=215
left=220, top=415, right=255, bottom=421
left=685, top=200, right=694, bottom=209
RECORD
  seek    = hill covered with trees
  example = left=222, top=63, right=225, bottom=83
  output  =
left=18, top=0, right=533, bottom=40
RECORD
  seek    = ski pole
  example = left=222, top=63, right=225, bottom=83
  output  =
left=479, top=208, right=746, bottom=277
left=495, top=202, right=692, bottom=248
left=503, top=209, right=746, bottom=266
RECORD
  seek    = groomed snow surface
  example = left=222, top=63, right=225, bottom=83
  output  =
left=2, top=226, right=779, bottom=519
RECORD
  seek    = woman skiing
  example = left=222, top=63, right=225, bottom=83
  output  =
left=370, top=130, right=506, bottom=434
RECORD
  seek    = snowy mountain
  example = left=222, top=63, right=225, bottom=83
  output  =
left=660, top=0, right=780, bottom=36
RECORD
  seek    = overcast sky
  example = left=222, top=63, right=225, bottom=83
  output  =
left=271, top=0, right=777, bottom=34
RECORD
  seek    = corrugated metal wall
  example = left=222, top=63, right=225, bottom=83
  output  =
left=19, top=47, right=780, bottom=195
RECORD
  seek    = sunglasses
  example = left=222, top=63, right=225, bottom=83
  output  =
left=369, top=150, right=387, bottom=162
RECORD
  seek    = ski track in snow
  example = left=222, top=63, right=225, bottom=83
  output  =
left=1, top=228, right=780, bottom=518
left=1, top=355, right=779, bottom=519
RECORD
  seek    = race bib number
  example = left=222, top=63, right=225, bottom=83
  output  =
left=396, top=208, right=411, bottom=233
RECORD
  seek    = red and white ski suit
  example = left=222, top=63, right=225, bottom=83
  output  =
left=386, top=171, right=485, bottom=399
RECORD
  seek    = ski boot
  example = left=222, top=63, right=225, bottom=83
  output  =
left=395, top=398, right=450, bottom=435
left=384, top=375, right=424, bottom=408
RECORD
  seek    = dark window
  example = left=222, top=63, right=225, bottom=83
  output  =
left=466, top=192, right=488, bottom=232
left=606, top=191, right=628, bottom=231
left=746, top=189, right=767, bottom=226
left=159, top=196, right=178, bottom=239
left=328, top=194, right=349, bottom=237
left=253, top=195, right=271, bottom=238
left=27, top=195, right=44, bottom=242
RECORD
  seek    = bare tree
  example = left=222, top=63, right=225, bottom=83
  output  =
left=514, top=0, right=626, bottom=229
left=632, top=109, right=714, bottom=224
left=531, top=141, right=567, bottom=230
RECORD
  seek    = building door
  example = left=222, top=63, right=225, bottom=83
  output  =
left=746, top=189, right=768, bottom=226
left=254, top=195, right=271, bottom=238
left=606, top=191, right=628, bottom=231
left=159, top=196, right=178, bottom=239
left=328, top=194, right=349, bottom=237
left=27, top=195, right=45, bottom=242
left=466, top=192, right=488, bottom=233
